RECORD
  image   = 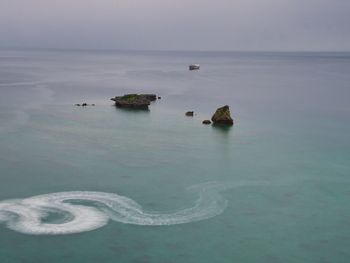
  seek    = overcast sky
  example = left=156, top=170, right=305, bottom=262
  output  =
left=0, top=0, right=349, bottom=51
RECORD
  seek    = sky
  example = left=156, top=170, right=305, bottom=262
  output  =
left=0, top=0, right=349, bottom=51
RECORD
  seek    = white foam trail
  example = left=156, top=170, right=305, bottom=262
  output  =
left=0, top=182, right=257, bottom=235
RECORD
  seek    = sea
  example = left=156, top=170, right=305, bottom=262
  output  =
left=0, top=49, right=349, bottom=263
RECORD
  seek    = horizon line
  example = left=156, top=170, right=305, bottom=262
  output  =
left=1, top=46, right=350, bottom=54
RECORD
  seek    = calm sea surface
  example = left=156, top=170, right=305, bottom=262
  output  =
left=0, top=50, right=349, bottom=263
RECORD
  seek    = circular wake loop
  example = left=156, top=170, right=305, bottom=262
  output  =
left=0, top=182, right=229, bottom=235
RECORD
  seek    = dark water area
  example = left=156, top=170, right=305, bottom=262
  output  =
left=0, top=49, right=349, bottom=263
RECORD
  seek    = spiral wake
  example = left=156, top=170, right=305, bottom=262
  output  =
left=0, top=182, right=228, bottom=235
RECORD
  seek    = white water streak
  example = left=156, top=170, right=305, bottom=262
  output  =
left=0, top=182, right=232, bottom=235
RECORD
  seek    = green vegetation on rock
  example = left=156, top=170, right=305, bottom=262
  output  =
left=121, top=94, right=139, bottom=102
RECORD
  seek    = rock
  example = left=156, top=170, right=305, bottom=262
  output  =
left=202, top=120, right=211, bottom=125
left=141, top=94, right=157, bottom=101
left=211, top=105, right=234, bottom=125
left=75, top=103, right=95, bottom=107
left=185, top=111, right=194, bottom=117
left=111, top=94, right=157, bottom=109
left=158, top=96, right=161, bottom=99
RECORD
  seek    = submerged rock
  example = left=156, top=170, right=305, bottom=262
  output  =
left=111, top=94, right=157, bottom=109
left=202, top=120, right=211, bottom=125
left=185, top=111, right=194, bottom=117
left=211, top=105, right=234, bottom=126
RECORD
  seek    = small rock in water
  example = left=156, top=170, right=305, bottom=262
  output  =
left=202, top=120, right=211, bottom=125
left=158, top=96, right=161, bottom=99
left=211, top=105, right=234, bottom=126
left=75, top=103, right=95, bottom=107
left=185, top=111, right=194, bottom=117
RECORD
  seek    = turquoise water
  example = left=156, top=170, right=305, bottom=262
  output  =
left=0, top=50, right=350, bottom=262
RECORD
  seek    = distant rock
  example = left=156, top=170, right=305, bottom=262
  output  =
left=185, top=111, right=194, bottom=117
left=111, top=94, right=157, bottom=109
left=158, top=96, right=161, bottom=99
left=202, top=120, right=211, bottom=125
left=211, top=105, right=234, bottom=126
left=75, top=103, right=94, bottom=107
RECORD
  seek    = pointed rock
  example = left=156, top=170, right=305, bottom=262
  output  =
left=211, top=105, right=234, bottom=125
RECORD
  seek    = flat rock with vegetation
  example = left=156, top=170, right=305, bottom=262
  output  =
left=111, top=94, right=157, bottom=109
